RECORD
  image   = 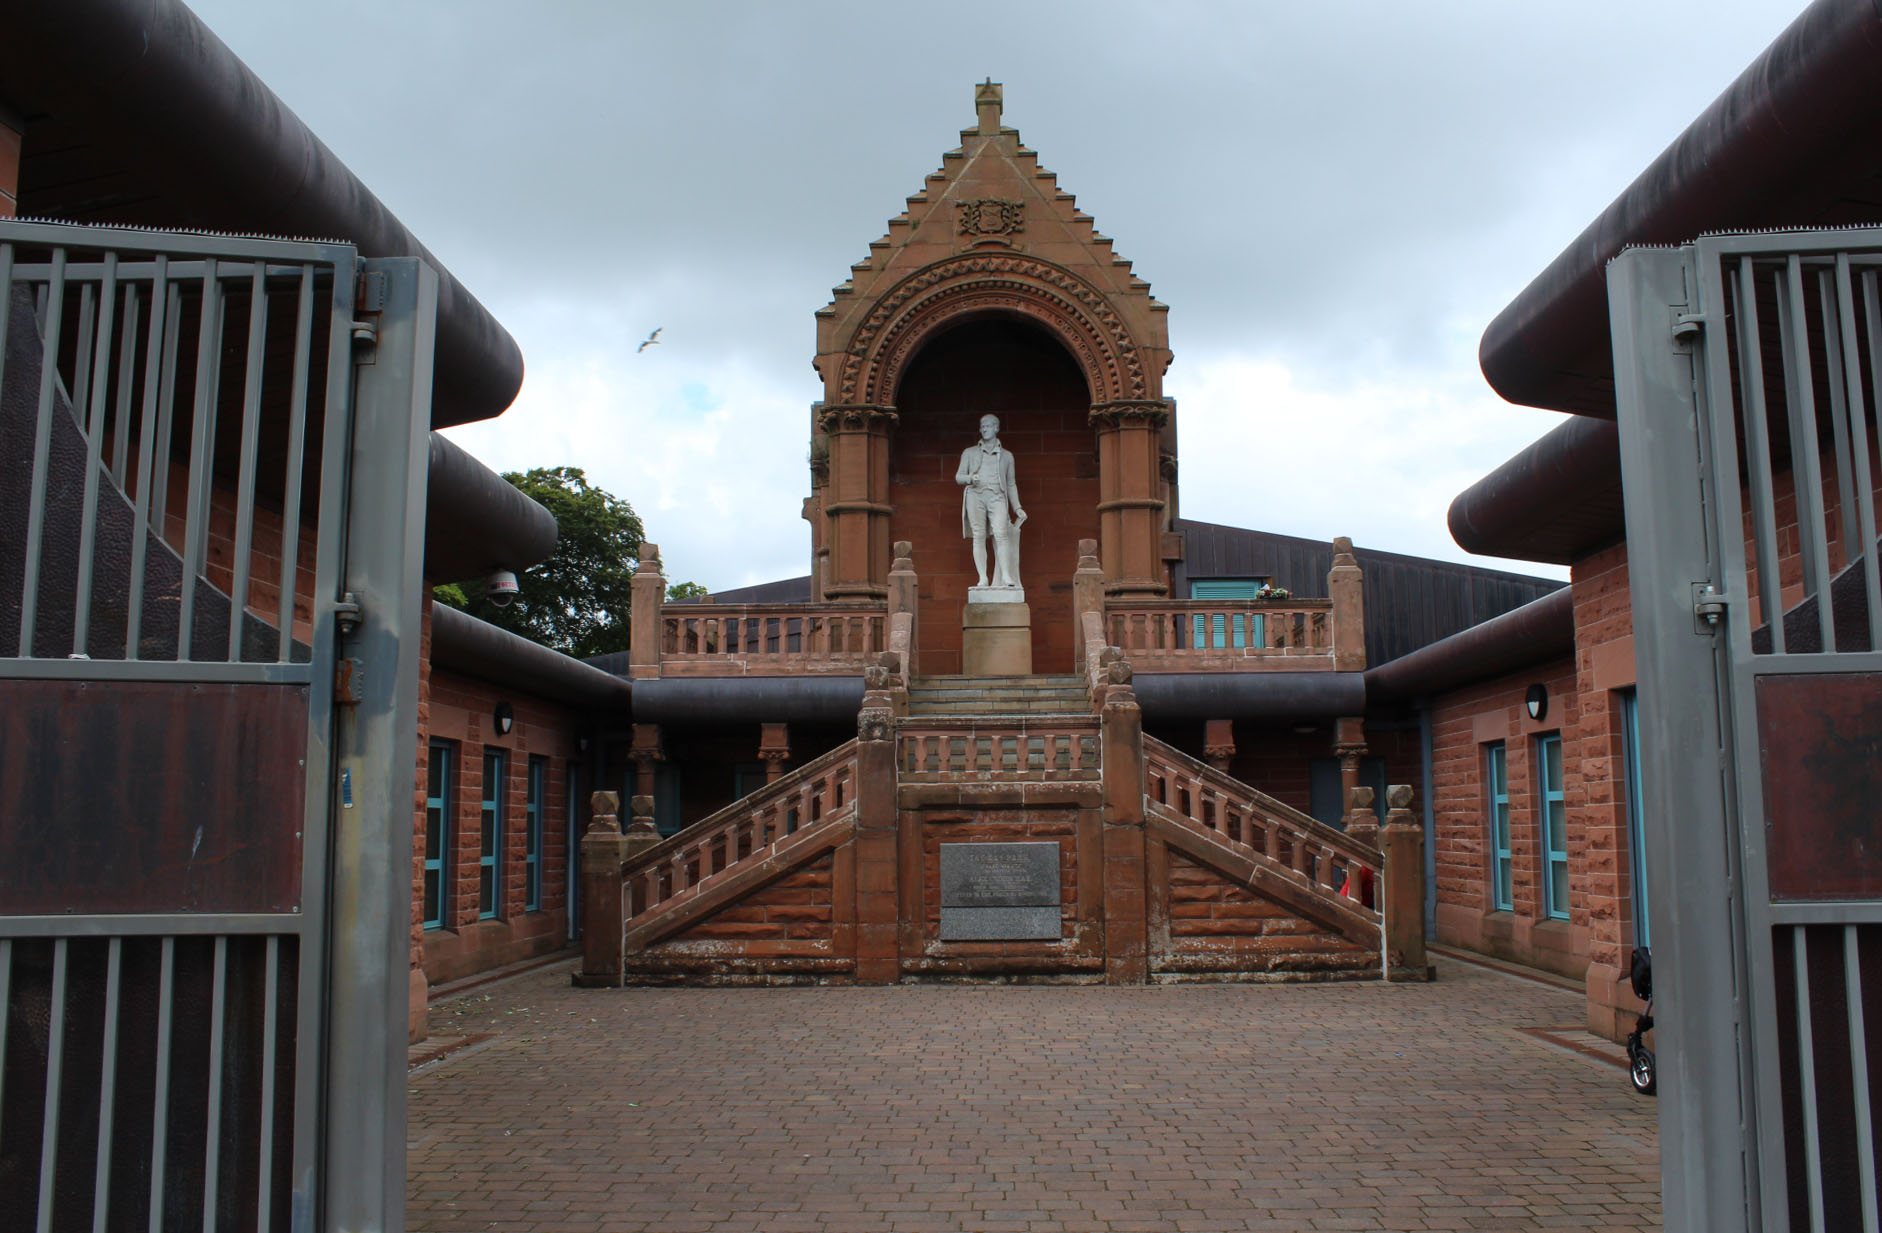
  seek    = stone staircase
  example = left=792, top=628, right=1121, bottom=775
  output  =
left=906, top=673, right=1088, bottom=717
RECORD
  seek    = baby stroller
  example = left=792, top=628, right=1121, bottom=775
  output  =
left=1626, top=945, right=1656, bottom=1096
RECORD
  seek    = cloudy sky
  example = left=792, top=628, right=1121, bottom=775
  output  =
left=189, top=0, right=1807, bottom=589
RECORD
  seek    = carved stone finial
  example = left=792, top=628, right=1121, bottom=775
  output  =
left=863, top=664, right=890, bottom=691
left=858, top=706, right=893, bottom=744
left=1105, top=658, right=1133, bottom=686
left=891, top=541, right=914, bottom=570
left=1387, top=784, right=1414, bottom=811
left=1331, top=536, right=1357, bottom=567
left=975, top=78, right=1002, bottom=135
left=1348, top=785, right=1375, bottom=812
left=626, top=794, right=659, bottom=838
left=637, top=544, right=661, bottom=573
left=586, top=790, right=622, bottom=835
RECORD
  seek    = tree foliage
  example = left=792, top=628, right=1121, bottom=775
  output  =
left=436, top=466, right=643, bottom=658
left=666, top=580, right=709, bottom=601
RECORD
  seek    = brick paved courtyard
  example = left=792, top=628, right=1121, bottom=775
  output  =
left=407, top=957, right=1661, bottom=1232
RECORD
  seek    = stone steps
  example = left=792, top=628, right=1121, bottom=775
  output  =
left=905, top=673, right=1091, bottom=718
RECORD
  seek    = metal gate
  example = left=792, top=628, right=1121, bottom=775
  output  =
left=0, top=220, right=434, bottom=1231
left=1613, top=227, right=1882, bottom=1233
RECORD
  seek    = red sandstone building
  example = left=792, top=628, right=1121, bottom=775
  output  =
left=7, top=0, right=1882, bottom=1224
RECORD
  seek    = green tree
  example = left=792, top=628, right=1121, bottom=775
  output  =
left=666, top=580, right=709, bottom=601
left=436, top=466, right=643, bottom=658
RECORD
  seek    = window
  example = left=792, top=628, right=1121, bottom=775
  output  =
left=1620, top=690, right=1650, bottom=948
left=480, top=749, right=506, bottom=919
left=525, top=756, right=547, bottom=913
left=733, top=762, right=767, bottom=801
left=424, top=741, right=453, bottom=930
left=1189, top=578, right=1269, bottom=648
left=1487, top=743, right=1512, bottom=911
left=1537, top=733, right=1568, bottom=919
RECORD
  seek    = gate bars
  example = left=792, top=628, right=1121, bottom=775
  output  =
left=1613, top=228, right=1882, bottom=1233
left=0, top=220, right=433, bottom=1233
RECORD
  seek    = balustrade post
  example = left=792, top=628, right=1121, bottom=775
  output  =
left=575, top=791, right=631, bottom=986
left=1380, top=784, right=1429, bottom=981
left=1090, top=401, right=1171, bottom=598
left=819, top=404, right=897, bottom=601
left=853, top=678, right=901, bottom=984
left=1328, top=536, right=1365, bottom=671
left=629, top=544, right=666, bottom=679
left=1099, top=658, right=1149, bottom=985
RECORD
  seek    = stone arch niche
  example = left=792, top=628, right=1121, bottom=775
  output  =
left=808, top=81, right=1176, bottom=662
left=892, top=315, right=1094, bottom=675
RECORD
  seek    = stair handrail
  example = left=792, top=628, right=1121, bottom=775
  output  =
left=618, top=738, right=859, bottom=909
left=1142, top=734, right=1383, bottom=884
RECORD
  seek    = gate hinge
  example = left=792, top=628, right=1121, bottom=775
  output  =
left=335, top=657, right=365, bottom=705
left=1672, top=312, right=1706, bottom=343
left=1693, top=582, right=1730, bottom=630
left=333, top=592, right=363, bottom=636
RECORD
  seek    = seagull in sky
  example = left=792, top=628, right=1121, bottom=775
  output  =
left=637, top=327, right=662, bottom=353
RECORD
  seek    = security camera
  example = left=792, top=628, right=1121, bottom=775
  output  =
left=485, top=569, right=520, bottom=608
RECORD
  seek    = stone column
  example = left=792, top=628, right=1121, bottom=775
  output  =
left=1099, top=659, right=1149, bottom=985
left=1328, top=536, right=1366, bottom=671
left=853, top=669, right=901, bottom=984
left=818, top=404, right=897, bottom=601
left=576, top=792, right=632, bottom=986
left=758, top=723, right=790, bottom=784
left=1090, top=401, right=1172, bottom=598
left=1380, top=784, right=1429, bottom=981
left=628, top=544, right=666, bottom=680
left=629, top=724, right=664, bottom=801
left=1345, top=786, right=1380, bottom=911
left=1334, top=715, right=1366, bottom=829
left=1203, top=719, right=1235, bottom=774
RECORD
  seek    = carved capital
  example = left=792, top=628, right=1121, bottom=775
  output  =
left=1159, top=452, right=1178, bottom=484
left=858, top=707, right=894, bottom=744
left=1088, top=399, right=1171, bottom=430
left=816, top=403, right=899, bottom=434
left=1203, top=744, right=1236, bottom=766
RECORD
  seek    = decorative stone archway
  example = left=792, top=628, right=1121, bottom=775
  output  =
left=810, top=81, right=1175, bottom=614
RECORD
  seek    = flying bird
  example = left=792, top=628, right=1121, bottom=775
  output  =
left=637, top=327, right=663, bottom=353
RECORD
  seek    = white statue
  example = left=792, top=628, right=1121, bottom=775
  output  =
left=956, top=413, right=1027, bottom=593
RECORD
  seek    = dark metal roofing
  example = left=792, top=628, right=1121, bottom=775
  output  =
left=1479, top=0, right=1882, bottom=417
left=1364, top=587, right=1575, bottom=705
left=425, top=434, right=558, bottom=581
left=0, top=0, right=525, bottom=429
left=672, top=576, right=816, bottom=606
left=431, top=602, right=632, bottom=710
left=1134, top=671, right=1366, bottom=723
left=1174, top=519, right=1562, bottom=665
left=1446, top=418, right=1624, bottom=565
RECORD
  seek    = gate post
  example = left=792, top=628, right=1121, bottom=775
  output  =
left=325, top=256, right=435, bottom=1233
left=1099, top=659, right=1148, bottom=984
left=1609, top=245, right=1756, bottom=1233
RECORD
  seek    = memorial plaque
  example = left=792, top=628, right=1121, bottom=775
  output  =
left=939, top=841, right=1061, bottom=940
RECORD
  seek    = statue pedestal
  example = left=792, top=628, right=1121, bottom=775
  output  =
left=962, top=601, right=1032, bottom=676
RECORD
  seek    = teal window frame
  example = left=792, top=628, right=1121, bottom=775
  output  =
left=424, top=741, right=453, bottom=930
left=1189, top=578, right=1268, bottom=648
left=1537, top=733, right=1569, bottom=920
left=1620, top=690, right=1649, bottom=948
left=1486, top=742, right=1512, bottom=911
left=480, top=748, right=506, bottom=920
left=525, top=755, right=546, bottom=913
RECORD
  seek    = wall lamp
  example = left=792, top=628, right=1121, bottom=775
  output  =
left=1525, top=683, right=1548, bottom=723
left=494, top=700, right=515, bottom=736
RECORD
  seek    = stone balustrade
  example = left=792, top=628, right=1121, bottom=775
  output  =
left=1105, top=599, right=1337, bottom=671
left=619, top=741, right=858, bottom=917
left=656, top=603, right=888, bottom=676
left=898, top=717, right=1102, bottom=783
left=1143, top=733, right=1381, bottom=908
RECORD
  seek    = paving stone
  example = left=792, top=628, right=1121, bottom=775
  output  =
left=408, top=956, right=1661, bottom=1232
